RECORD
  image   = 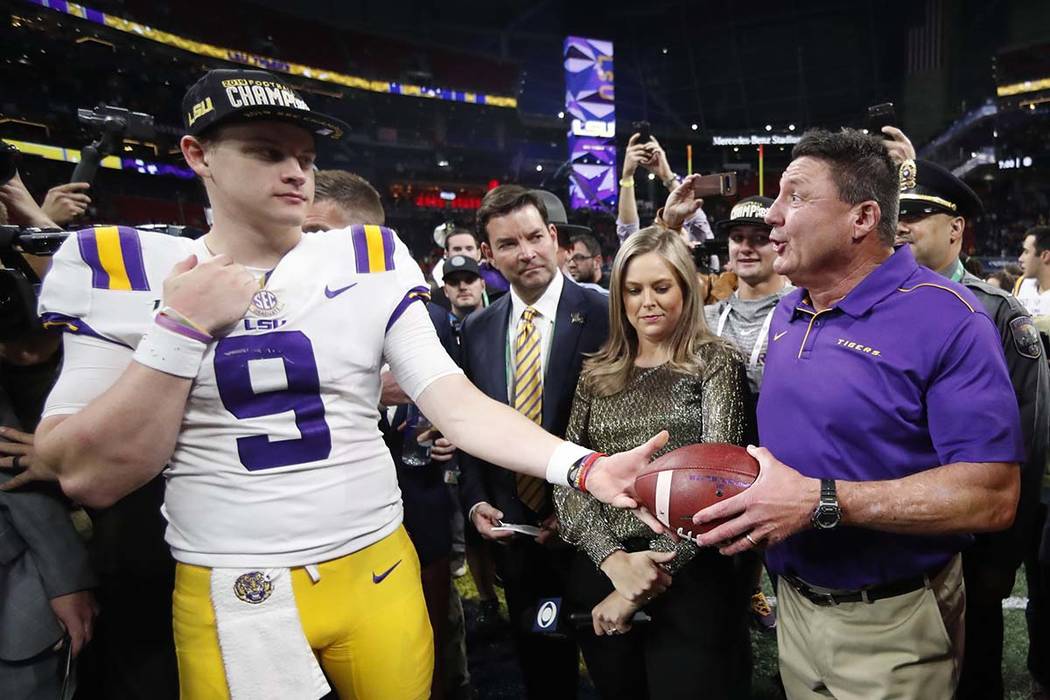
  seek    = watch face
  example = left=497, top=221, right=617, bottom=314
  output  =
left=813, top=504, right=841, bottom=529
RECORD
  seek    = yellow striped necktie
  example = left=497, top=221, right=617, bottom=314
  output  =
left=513, top=306, right=547, bottom=513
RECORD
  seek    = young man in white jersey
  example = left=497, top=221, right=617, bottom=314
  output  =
left=11, top=69, right=666, bottom=700
left=1016, top=226, right=1050, bottom=327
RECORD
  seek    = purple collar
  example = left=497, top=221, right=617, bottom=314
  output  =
left=788, top=245, right=916, bottom=319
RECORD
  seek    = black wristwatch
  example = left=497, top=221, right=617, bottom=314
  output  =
left=810, top=479, right=841, bottom=530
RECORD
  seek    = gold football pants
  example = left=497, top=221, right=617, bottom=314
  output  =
left=173, top=526, right=433, bottom=699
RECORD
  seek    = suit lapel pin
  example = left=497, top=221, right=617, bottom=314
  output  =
left=570, top=312, right=585, bottom=325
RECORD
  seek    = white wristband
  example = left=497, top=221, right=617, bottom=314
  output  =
left=546, top=441, right=593, bottom=488
left=467, top=502, right=487, bottom=524
left=133, top=322, right=208, bottom=378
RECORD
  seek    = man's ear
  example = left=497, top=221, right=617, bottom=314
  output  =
left=480, top=240, right=494, bottom=264
left=851, top=201, right=881, bottom=242
left=181, top=135, right=210, bottom=178
left=949, top=216, right=965, bottom=246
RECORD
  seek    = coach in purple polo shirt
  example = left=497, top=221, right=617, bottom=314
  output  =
left=692, top=128, right=1023, bottom=699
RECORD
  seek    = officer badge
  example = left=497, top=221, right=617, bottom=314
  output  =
left=233, top=571, right=273, bottom=604
left=249, top=289, right=284, bottom=317
left=570, top=312, right=585, bottom=325
left=898, top=159, right=917, bottom=192
left=1010, top=316, right=1042, bottom=360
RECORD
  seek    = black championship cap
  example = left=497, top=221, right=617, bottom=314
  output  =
left=182, top=69, right=349, bottom=141
left=715, top=196, right=774, bottom=234
left=898, top=159, right=983, bottom=220
left=443, top=254, right=481, bottom=279
left=531, top=189, right=591, bottom=246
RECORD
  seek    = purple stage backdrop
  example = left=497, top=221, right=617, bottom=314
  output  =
left=564, top=36, right=616, bottom=211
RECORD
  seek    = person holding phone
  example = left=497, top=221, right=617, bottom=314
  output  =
left=617, top=130, right=714, bottom=246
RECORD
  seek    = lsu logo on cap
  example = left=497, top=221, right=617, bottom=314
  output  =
left=187, top=97, right=214, bottom=126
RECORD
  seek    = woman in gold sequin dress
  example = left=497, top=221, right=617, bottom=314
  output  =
left=554, top=226, right=751, bottom=700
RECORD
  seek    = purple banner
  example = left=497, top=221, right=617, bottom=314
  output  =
left=564, top=36, right=616, bottom=211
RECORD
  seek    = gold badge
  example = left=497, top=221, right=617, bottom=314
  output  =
left=233, top=571, right=273, bottom=604
left=899, top=159, right=917, bottom=192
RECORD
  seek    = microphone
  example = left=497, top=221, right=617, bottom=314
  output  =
left=525, top=598, right=652, bottom=638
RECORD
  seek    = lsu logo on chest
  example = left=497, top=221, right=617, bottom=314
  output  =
left=243, top=318, right=287, bottom=331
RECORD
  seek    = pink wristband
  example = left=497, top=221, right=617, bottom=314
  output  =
left=155, top=312, right=213, bottom=344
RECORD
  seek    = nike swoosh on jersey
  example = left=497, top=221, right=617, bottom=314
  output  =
left=372, top=560, right=402, bottom=584
left=324, top=282, right=359, bottom=299
left=773, top=330, right=789, bottom=341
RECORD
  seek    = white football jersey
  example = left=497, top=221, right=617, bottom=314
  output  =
left=1015, top=278, right=1050, bottom=319
left=39, top=225, right=459, bottom=567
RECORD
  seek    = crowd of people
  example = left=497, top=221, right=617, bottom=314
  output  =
left=1, top=65, right=1049, bottom=700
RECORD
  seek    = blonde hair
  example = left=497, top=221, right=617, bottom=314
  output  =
left=582, top=226, right=723, bottom=397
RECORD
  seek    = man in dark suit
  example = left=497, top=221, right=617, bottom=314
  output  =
left=460, top=185, right=609, bottom=699
left=0, top=392, right=96, bottom=700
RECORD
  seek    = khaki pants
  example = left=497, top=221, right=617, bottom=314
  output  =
left=777, top=555, right=965, bottom=700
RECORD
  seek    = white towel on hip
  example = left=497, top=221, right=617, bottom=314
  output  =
left=209, top=568, right=331, bottom=700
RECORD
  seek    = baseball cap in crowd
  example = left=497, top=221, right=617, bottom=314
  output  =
left=715, top=196, right=774, bottom=235
left=443, top=254, right=481, bottom=281
left=898, top=159, right=983, bottom=220
left=531, top=189, right=591, bottom=248
left=182, top=68, right=349, bottom=141
left=433, top=223, right=476, bottom=249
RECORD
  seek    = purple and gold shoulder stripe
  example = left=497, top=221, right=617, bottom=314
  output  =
left=350, top=225, right=397, bottom=274
left=39, top=312, right=132, bottom=349
left=77, top=226, right=150, bottom=291
left=386, top=286, right=432, bottom=332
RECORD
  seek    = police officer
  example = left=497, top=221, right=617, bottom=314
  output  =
left=896, top=158, right=1050, bottom=700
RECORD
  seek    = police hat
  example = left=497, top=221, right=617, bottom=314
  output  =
left=182, top=69, right=349, bottom=141
left=443, top=255, right=481, bottom=280
left=898, top=159, right=983, bottom=220
left=714, top=196, right=774, bottom=235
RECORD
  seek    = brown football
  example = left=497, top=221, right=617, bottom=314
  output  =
left=634, top=443, right=759, bottom=539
